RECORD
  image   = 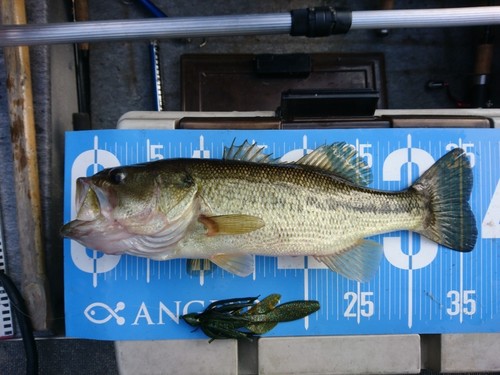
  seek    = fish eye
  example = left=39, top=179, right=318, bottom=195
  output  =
left=109, top=168, right=126, bottom=185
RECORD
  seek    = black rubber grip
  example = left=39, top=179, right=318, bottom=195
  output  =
left=290, top=7, right=352, bottom=37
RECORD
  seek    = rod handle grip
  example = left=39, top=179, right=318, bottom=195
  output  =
left=290, top=7, right=352, bottom=37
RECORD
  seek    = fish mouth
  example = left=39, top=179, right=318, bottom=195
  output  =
left=60, top=214, right=129, bottom=255
left=61, top=173, right=198, bottom=257
left=60, top=178, right=128, bottom=252
left=74, top=177, right=114, bottom=221
left=61, top=177, right=116, bottom=240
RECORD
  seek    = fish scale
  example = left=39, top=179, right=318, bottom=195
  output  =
left=61, top=142, right=476, bottom=281
left=176, top=159, right=424, bottom=256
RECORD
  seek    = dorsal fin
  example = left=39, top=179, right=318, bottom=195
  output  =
left=296, top=142, right=372, bottom=186
left=223, top=140, right=277, bottom=163
left=224, top=140, right=371, bottom=186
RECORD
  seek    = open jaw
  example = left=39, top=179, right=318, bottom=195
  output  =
left=62, top=177, right=197, bottom=257
left=60, top=178, right=132, bottom=254
left=61, top=216, right=129, bottom=252
left=74, top=177, right=115, bottom=221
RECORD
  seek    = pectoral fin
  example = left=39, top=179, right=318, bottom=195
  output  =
left=210, top=254, right=255, bottom=277
left=315, top=240, right=383, bottom=282
left=199, top=214, right=264, bottom=236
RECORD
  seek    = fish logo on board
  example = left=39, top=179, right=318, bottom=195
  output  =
left=84, top=301, right=126, bottom=325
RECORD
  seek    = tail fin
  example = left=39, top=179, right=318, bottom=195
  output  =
left=412, top=148, right=477, bottom=252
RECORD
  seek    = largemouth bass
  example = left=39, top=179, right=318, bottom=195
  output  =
left=61, top=141, right=477, bottom=281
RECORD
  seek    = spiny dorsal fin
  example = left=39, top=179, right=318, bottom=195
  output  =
left=296, top=142, right=372, bottom=186
left=224, top=140, right=371, bottom=186
left=223, top=140, right=277, bottom=163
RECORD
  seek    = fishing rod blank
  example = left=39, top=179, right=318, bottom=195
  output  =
left=351, top=6, right=500, bottom=29
left=0, top=6, right=500, bottom=47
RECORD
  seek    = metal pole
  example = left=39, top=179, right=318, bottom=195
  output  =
left=0, top=13, right=291, bottom=46
left=0, top=6, right=499, bottom=46
left=351, top=6, right=500, bottom=29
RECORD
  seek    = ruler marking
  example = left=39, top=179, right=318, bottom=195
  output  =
left=388, top=236, right=392, bottom=321
left=459, top=252, right=464, bottom=323
left=495, top=140, right=499, bottom=319
left=378, top=260, right=381, bottom=319
left=356, top=282, right=361, bottom=325
left=493, top=141, right=498, bottom=319
left=420, top=265, right=423, bottom=322
left=440, top=232, right=443, bottom=321
left=325, top=269, right=329, bottom=321
left=304, top=262, right=309, bottom=329
left=407, top=138, right=413, bottom=329
left=429, top=263, right=432, bottom=320
left=335, top=274, right=339, bottom=319
left=478, top=139, right=483, bottom=319
left=399, top=268, right=402, bottom=320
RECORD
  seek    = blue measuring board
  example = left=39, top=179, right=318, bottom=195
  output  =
left=64, top=129, right=500, bottom=340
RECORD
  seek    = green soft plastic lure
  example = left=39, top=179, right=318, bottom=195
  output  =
left=181, top=294, right=320, bottom=342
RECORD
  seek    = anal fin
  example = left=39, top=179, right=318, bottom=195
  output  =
left=315, top=240, right=383, bottom=282
left=211, top=254, right=255, bottom=277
